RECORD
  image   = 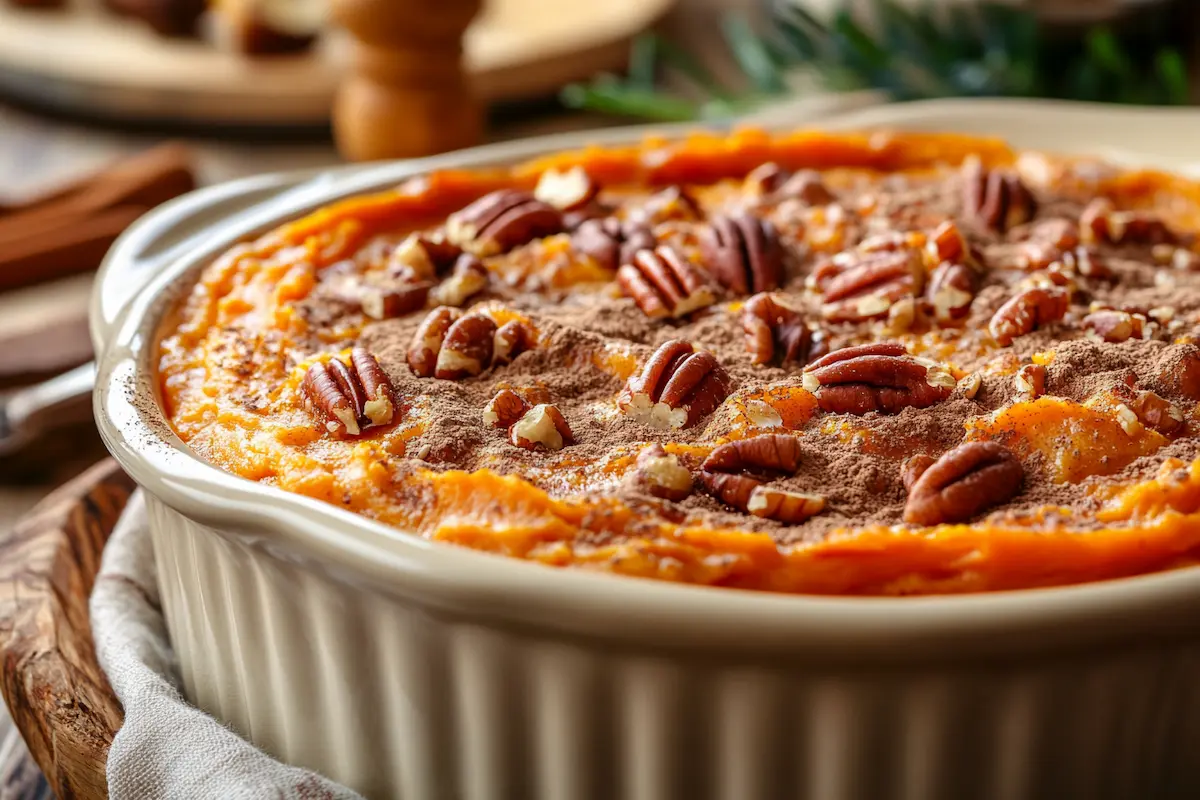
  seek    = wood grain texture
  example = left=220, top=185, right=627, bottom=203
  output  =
left=0, top=459, right=133, bottom=800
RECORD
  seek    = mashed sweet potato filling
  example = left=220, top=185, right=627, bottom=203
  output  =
left=159, top=129, right=1200, bottom=595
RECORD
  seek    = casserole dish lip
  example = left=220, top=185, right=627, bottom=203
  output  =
left=94, top=98, right=1200, bottom=662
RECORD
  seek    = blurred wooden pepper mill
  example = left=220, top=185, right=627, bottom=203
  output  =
left=330, top=0, right=483, bottom=161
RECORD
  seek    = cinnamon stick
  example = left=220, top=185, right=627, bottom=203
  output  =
left=0, top=205, right=149, bottom=293
left=0, top=143, right=196, bottom=292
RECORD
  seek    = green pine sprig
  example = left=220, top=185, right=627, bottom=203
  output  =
left=561, top=0, right=1192, bottom=121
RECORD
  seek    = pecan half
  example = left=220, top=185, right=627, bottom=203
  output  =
left=700, top=212, right=785, bottom=295
left=483, top=389, right=531, bottom=429
left=741, top=292, right=821, bottom=366
left=446, top=190, right=563, bottom=256
left=801, top=342, right=956, bottom=415
left=1081, top=198, right=1176, bottom=246
left=626, top=443, right=693, bottom=501
left=534, top=166, right=599, bottom=212
left=820, top=250, right=922, bottom=322
left=926, top=261, right=976, bottom=323
left=698, top=472, right=825, bottom=524
left=988, top=287, right=1069, bottom=346
left=903, top=442, right=1023, bottom=525
left=961, top=159, right=1036, bottom=233
left=702, top=434, right=801, bottom=475
left=301, top=347, right=396, bottom=437
left=617, top=246, right=717, bottom=318
left=571, top=217, right=655, bottom=271
left=509, top=404, right=574, bottom=451
left=617, top=339, right=734, bottom=429
left=430, top=254, right=489, bottom=307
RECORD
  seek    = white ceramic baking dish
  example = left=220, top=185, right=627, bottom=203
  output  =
left=93, top=99, right=1200, bottom=800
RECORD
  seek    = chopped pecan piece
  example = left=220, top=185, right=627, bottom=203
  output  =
left=1066, top=247, right=1113, bottom=281
left=801, top=342, right=956, bottom=415
left=617, top=339, right=734, bottom=429
left=702, top=434, right=802, bottom=475
left=509, top=404, right=574, bottom=451
left=957, top=373, right=982, bottom=400
left=617, top=246, right=717, bottom=318
left=493, top=320, right=534, bottom=364
left=630, top=185, right=703, bottom=224
left=407, top=307, right=519, bottom=380
left=700, top=212, right=785, bottom=295
left=743, top=162, right=791, bottom=198
left=301, top=347, right=396, bottom=437
left=571, top=217, right=655, bottom=271
left=1013, top=364, right=1046, bottom=399
left=1080, top=198, right=1176, bottom=246
left=483, top=389, right=531, bottom=429
left=699, top=472, right=825, bottom=524
left=743, top=163, right=835, bottom=206
left=626, top=443, right=693, bottom=501
left=446, top=190, right=563, bottom=256
left=988, top=287, right=1069, bottom=346
left=778, top=170, right=837, bottom=206
left=1030, top=218, right=1081, bottom=251
left=1131, top=390, right=1185, bottom=436
left=1156, top=345, right=1200, bottom=400
left=1114, top=386, right=1185, bottom=437
left=1162, top=246, right=1200, bottom=271
left=961, top=158, right=1036, bottom=233
left=360, top=281, right=432, bottom=320
left=926, top=261, right=976, bottom=323
left=925, top=220, right=979, bottom=268
left=900, top=454, right=936, bottom=492
left=436, top=313, right=498, bottom=379
left=741, top=292, right=821, bottom=366
left=388, top=234, right=462, bottom=282
left=430, top=254, right=489, bottom=307
left=534, top=167, right=599, bottom=212
left=1083, top=310, right=1145, bottom=343
left=820, top=250, right=923, bottom=322
left=407, top=307, right=459, bottom=378
left=903, top=442, right=1023, bottom=525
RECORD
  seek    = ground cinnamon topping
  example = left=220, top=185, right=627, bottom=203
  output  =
left=157, top=129, right=1200, bottom=595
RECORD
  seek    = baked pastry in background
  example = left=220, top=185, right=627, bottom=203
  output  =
left=208, top=0, right=325, bottom=55
left=4, top=0, right=325, bottom=56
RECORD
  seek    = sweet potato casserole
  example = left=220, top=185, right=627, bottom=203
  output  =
left=157, top=130, right=1200, bottom=595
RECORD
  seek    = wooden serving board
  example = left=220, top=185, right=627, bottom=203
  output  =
left=0, top=0, right=676, bottom=128
left=0, top=460, right=132, bottom=800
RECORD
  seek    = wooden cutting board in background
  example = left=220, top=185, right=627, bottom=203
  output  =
left=0, top=0, right=676, bottom=128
